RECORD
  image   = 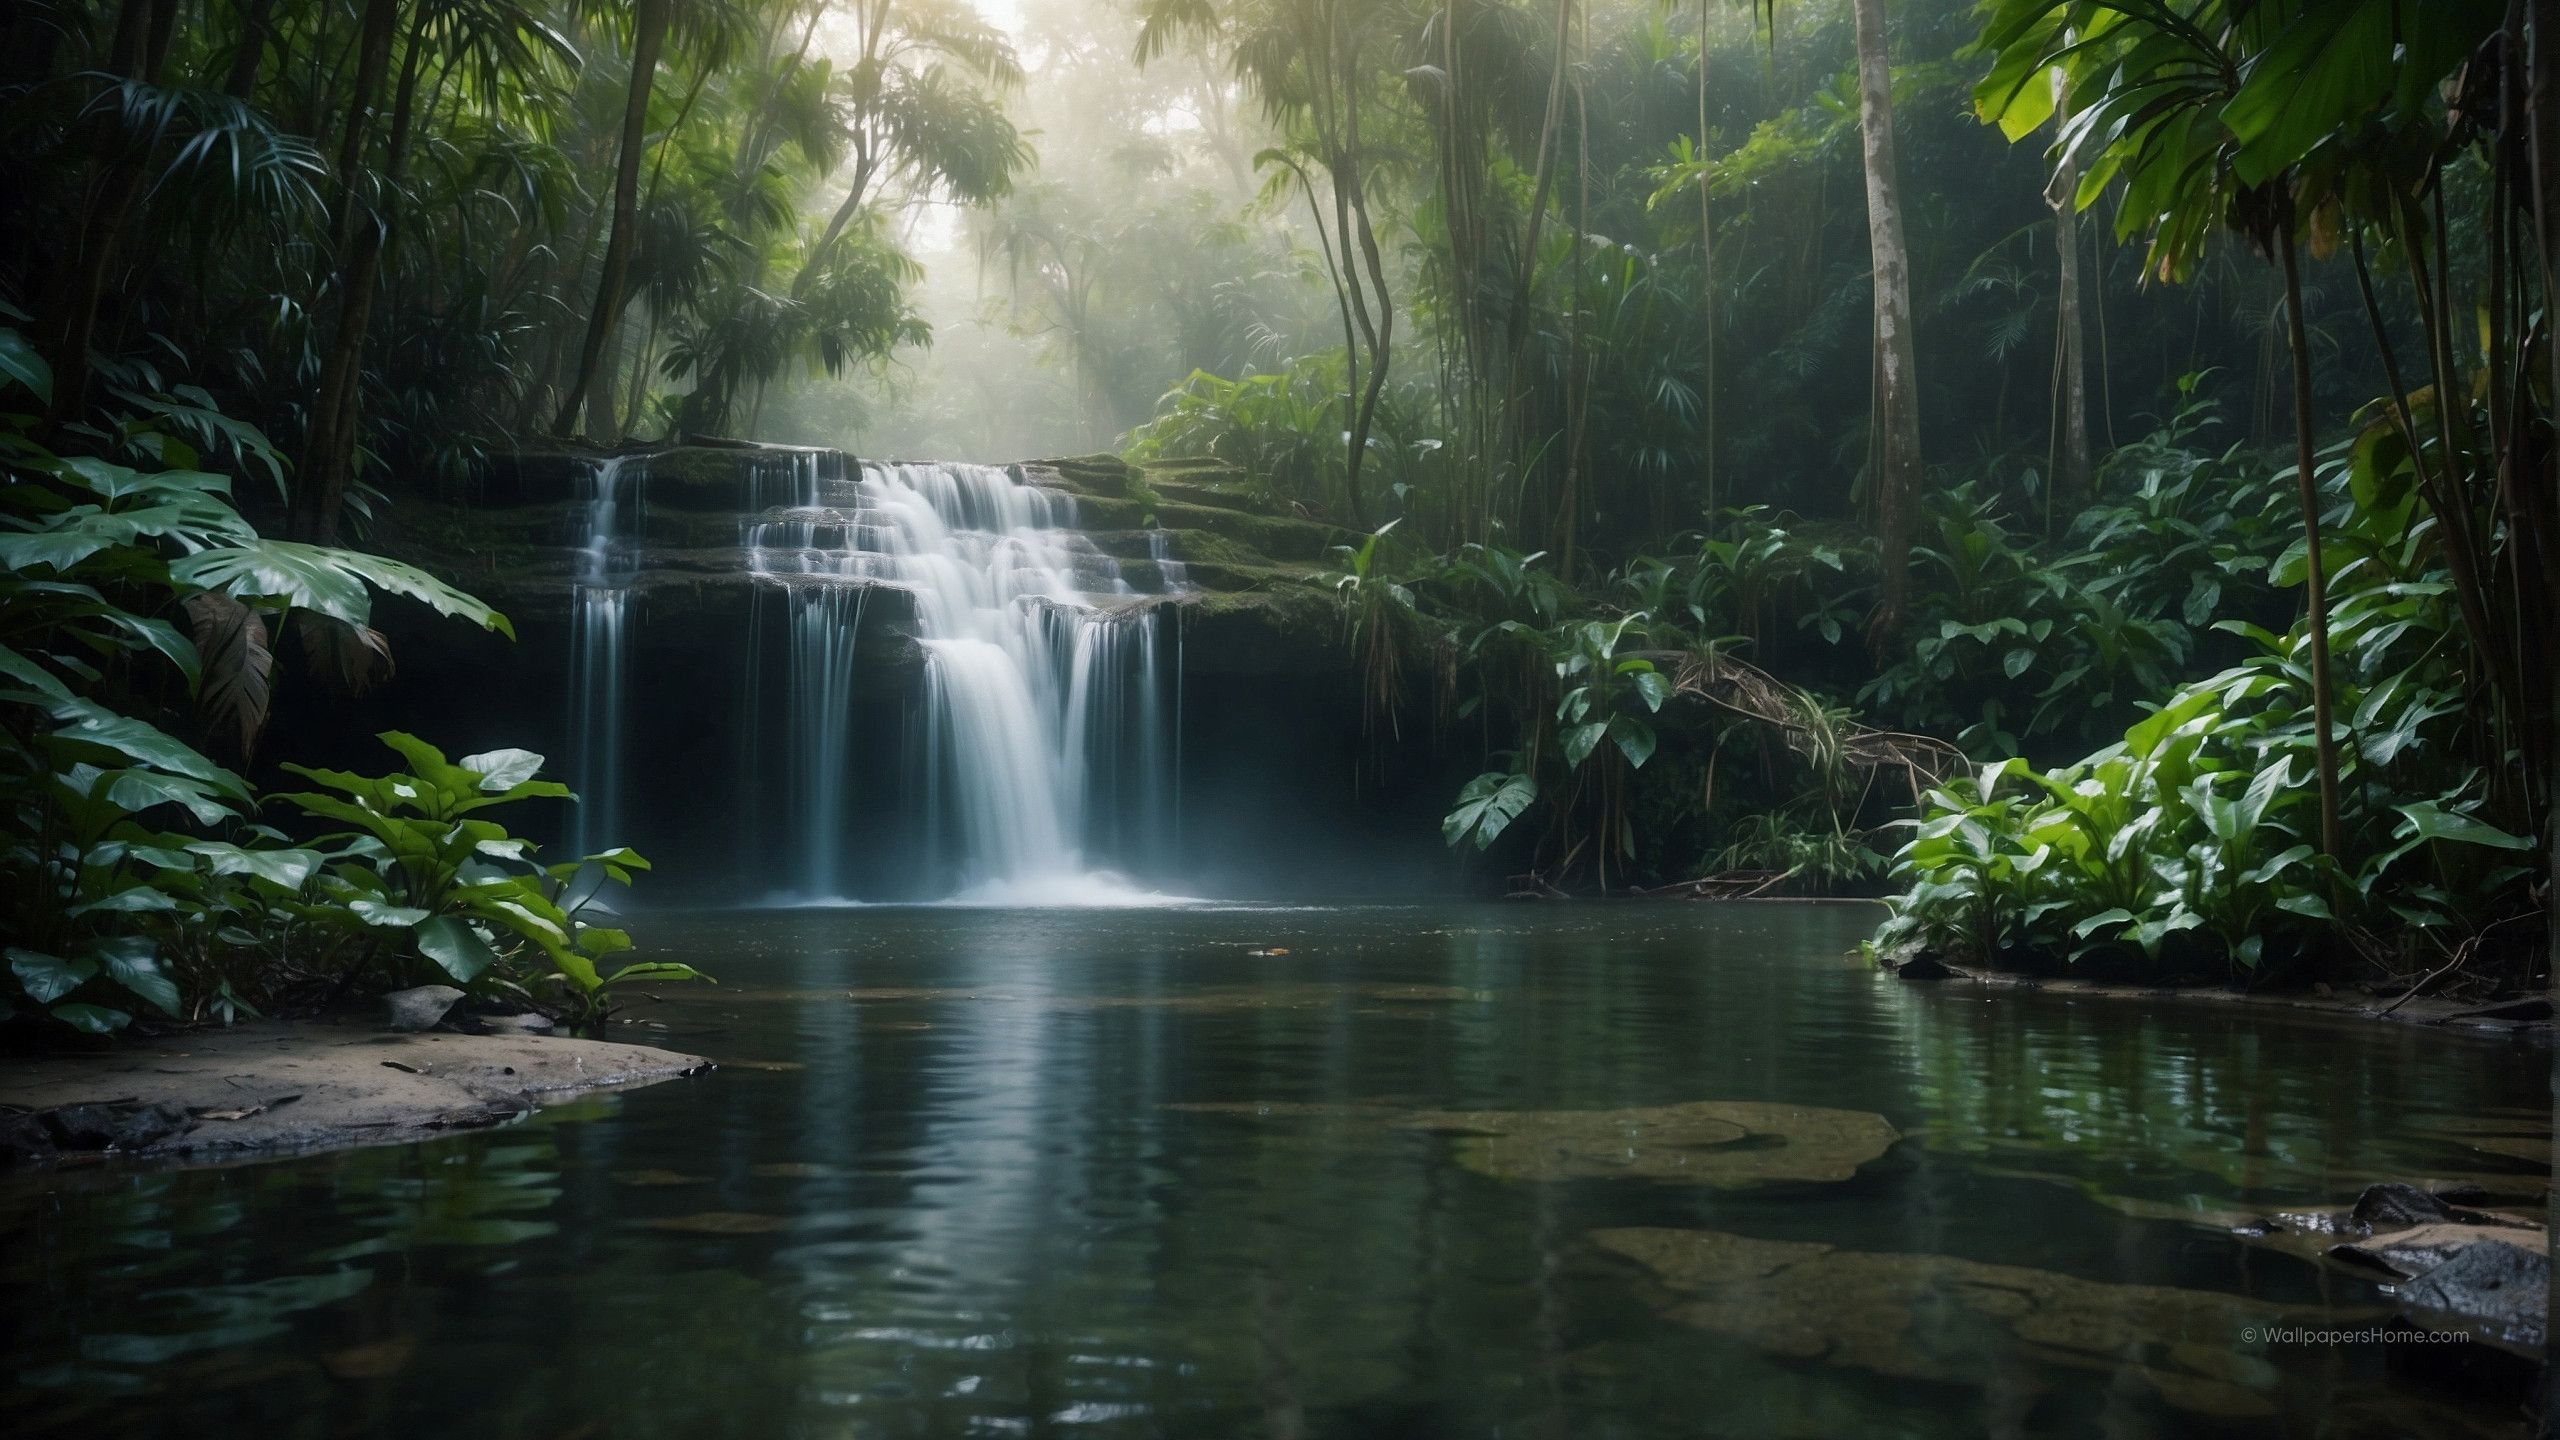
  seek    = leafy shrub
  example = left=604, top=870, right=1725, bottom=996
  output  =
left=0, top=329, right=686, bottom=1032
left=279, top=734, right=705, bottom=1026
left=1879, top=583, right=2534, bottom=978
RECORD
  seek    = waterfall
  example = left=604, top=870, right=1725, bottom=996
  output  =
left=746, top=459, right=1179, bottom=902
left=566, top=455, right=643, bottom=856
left=1148, top=530, right=1192, bottom=593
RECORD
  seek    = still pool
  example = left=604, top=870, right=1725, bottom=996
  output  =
left=3, top=903, right=2548, bottom=1437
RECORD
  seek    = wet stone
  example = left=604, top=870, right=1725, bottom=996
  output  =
left=383, top=985, right=465, bottom=1033
left=44, top=1101, right=194, bottom=1151
left=2394, top=1240, right=2549, bottom=1355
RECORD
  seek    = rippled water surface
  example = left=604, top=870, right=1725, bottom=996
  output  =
left=3, top=903, right=2548, bottom=1437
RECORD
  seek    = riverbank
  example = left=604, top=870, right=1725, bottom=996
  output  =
left=1877, top=945, right=2553, bottom=1040
left=0, top=1023, right=710, bottom=1169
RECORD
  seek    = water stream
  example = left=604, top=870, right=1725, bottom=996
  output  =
left=564, top=455, right=643, bottom=857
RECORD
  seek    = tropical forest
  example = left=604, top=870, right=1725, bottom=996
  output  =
left=0, top=0, right=2555, bottom=1434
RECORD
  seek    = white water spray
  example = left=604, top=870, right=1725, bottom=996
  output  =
left=747, top=460, right=1179, bottom=901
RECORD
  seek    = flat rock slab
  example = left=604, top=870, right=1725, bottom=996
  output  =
left=0, top=1022, right=709, bottom=1166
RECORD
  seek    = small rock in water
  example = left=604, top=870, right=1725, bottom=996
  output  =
left=2349, top=1181, right=2465, bottom=1232
left=0, top=1111, right=59, bottom=1167
left=44, top=1101, right=194, bottom=1151
left=1893, top=952, right=1956, bottom=981
left=2396, top=1239, right=2549, bottom=1354
left=384, top=985, right=465, bottom=1033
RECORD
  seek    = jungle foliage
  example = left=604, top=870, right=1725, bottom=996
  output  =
left=0, top=329, right=694, bottom=1032
left=1121, top=0, right=2553, bottom=989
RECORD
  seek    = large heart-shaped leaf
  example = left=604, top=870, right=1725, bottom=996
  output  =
left=415, top=914, right=499, bottom=983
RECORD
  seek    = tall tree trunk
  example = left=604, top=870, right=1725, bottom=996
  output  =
left=2049, top=67, right=2090, bottom=517
left=2278, top=230, right=2343, bottom=858
left=1340, top=58, right=1393, bottom=532
left=292, top=0, right=409, bottom=540
left=1852, top=0, right=1922, bottom=643
left=556, top=0, right=671, bottom=436
left=1696, top=0, right=1718, bottom=519
left=225, top=0, right=280, bottom=98
left=42, top=0, right=179, bottom=430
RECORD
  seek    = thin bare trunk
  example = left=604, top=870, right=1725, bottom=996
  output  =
left=556, top=0, right=671, bottom=436
left=2049, top=66, right=2089, bottom=513
left=1852, top=0, right=1922, bottom=643
left=225, top=0, right=280, bottom=98
left=295, top=0, right=425, bottom=541
left=2278, top=230, right=2342, bottom=858
left=1696, top=0, right=1717, bottom=518
left=42, top=0, right=178, bottom=429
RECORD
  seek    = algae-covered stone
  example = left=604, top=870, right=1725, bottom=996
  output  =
left=1593, top=1226, right=2316, bottom=1419
left=1398, top=1100, right=1900, bottom=1186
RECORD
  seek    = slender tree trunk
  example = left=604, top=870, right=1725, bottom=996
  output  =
left=2049, top=67, right=2090, bottom=514
left=296, top=0, right=429, bottom=540
left=2278, top=230, right=2343, bottom=858
left=42, top=0, right=178, bottom=429
left=1852, top=0, right=1922, bottom=643
left=225, top=0, right=280, bottom=98
left=1341, top=56, right=1393, bottom=531
left=556, top=0, right=671, bottom=436
left=1696, top=0, right=1718, bottom=519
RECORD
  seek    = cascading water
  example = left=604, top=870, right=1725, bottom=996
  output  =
left=745, top=459, right=1180, bottom=902
left=1148, top=530, right=1191, bottom=593
left=566, top=455, right=643, bottom=856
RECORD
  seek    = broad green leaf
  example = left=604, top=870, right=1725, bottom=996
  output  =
left=51, top=1003, right=131, bottom=1034
left=1611, top=717, right=1658, bottom=769
left=2396, top=802, right=2534, bottom=852
left=1562, top=721, right=1609, bottom=769
left=415, top=914, right=499, bottom=983
left=349, top=898, right=432, bottom=928
left=10, top=948, right=96, bottom=1005
left=459, top=748, right=546, bottom=791
left=186, top=841, right=323, bottom=890
left=1442, top=771, right=1536, bottom=851
left=92, top=935, right=181, bottom=1017
left=0, top=325, right=51, bottom=401
left=601, top=962, right=707, bottom=988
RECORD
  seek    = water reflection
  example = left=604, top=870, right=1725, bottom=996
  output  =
left=1, top=903, right=2544, bottom=1438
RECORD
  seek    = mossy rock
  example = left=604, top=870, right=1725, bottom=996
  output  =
left=1031, top=454, right=1139, bottom=499
left=1151, top=477, right=1267, bottom=515
left=1399, top=1100, right=1901, bottom=1187
left=1594, top=1227, right=2321, bottom=1420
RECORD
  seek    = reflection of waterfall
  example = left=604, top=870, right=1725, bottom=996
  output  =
left=746, top=460, right=1178, bottom=901
left=567, top=456, right=643, bottom=855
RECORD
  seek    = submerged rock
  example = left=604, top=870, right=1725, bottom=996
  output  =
left=1594, top=1226, right=2320, bottom=1419
left=1398, top=1099, right=1901, bottom=1187
left=384, top=985, right=465, bottom=1033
